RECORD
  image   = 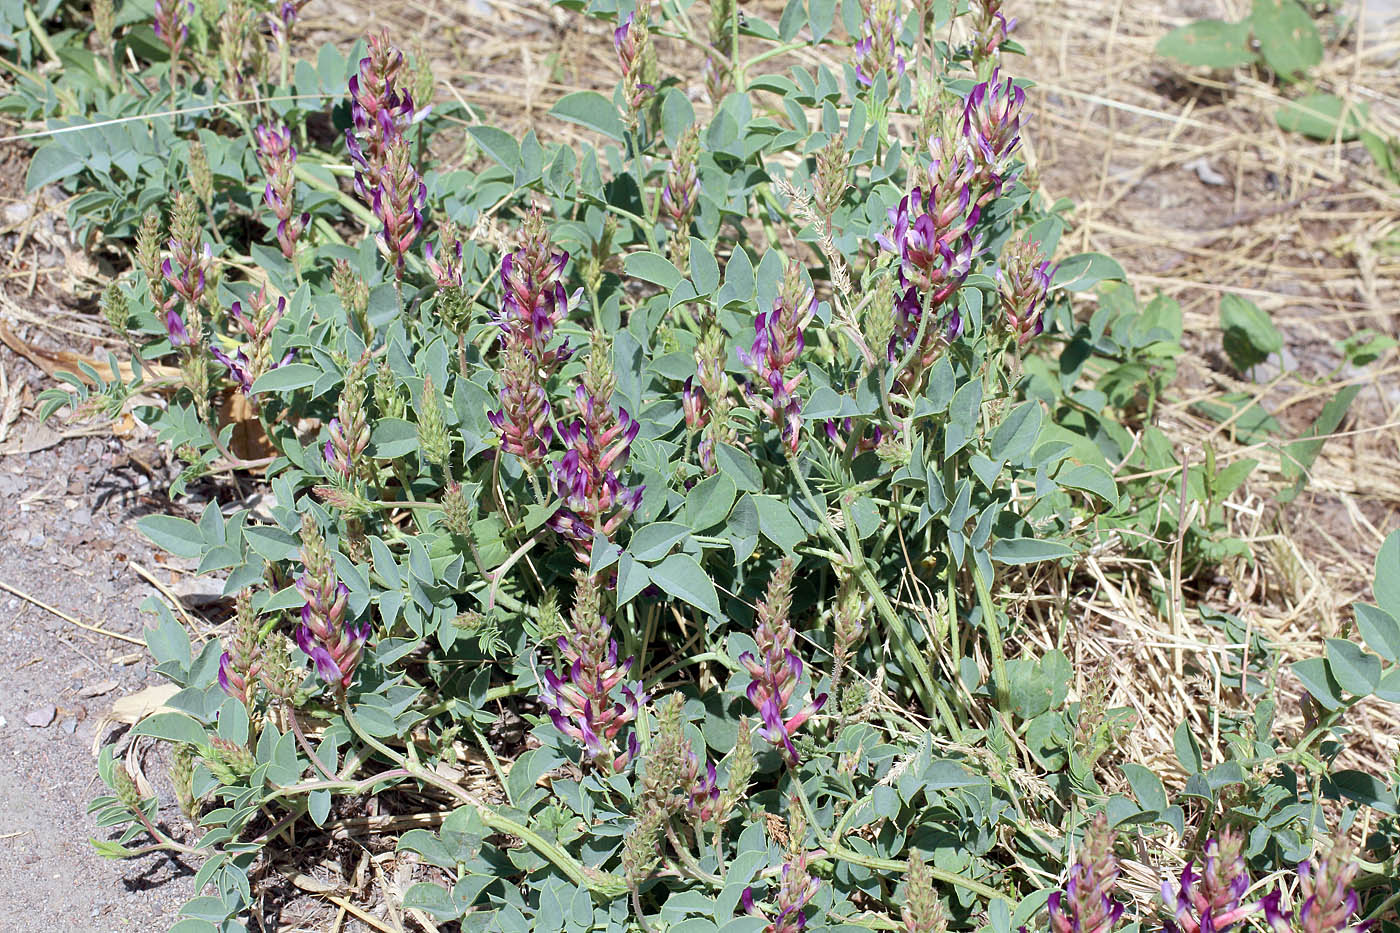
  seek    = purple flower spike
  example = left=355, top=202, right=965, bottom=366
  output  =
left=1049, top=814, right=1124, bottom=933
left=294, top=516, right=366, bottom=692
left=737, top=559, right=825, bottom=764
left=539, top=573, right=644, bottom=774
left=963, top=68, right=1026, bottom=199
left=1162, top=829, right=1279, bottom=933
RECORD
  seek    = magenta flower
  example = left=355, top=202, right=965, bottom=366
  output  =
left=963, top=69, right=1026, bottom=199
left=1163, top=830, right=1285, bottom=933
left=540, top=575, right=643, bottom=774
left=737, top=559, right=826, bottom=763
left=254, top=123, right=309, bottom=260
left=738, top=262, right=816, bottom=454
left=548, top=388, right=644, bottom=563
left=1288, top=848, right=1364, bottom=933
left=295, top=517, right=368, bottom=691
left=1049, top=815, right=1125, bottom=933
left=996, top=235, right=1055, bottom=346
left=153, top=0, right=193, bottom=61
left=212, top=292, right=293, bottom=396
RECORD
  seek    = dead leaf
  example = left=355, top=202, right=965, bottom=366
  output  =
left=78, top=679, right=119, bottom=698
left=90, top=682, right=180, bottom=755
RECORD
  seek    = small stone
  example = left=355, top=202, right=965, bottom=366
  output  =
left=25, top=706, right=56, bottom=728
left=3, top=201, right=32, bottom=225
left=26, top=531, right=45, bottom=549
left=79, top=680, right=119, bottom=698
left=61, top=718, right=78, bottom=734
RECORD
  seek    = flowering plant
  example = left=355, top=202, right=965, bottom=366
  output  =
left=11, top=0, right=1395, bottom=929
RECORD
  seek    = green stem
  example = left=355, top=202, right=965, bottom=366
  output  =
left=969, top=557, right=1009, bottom=713
left=341, top=705, right=627, bottom=897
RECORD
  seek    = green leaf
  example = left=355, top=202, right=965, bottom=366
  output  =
left=137, top=515, right=205, bottom=558
left=1055, top=464, right=1119, bottom=507
left=649, top=553, right=721, bottom=617
left=131, top=711, right=209, bottom=746
left=630, top=522, right=692, bottom=562
left=1354, top=604, right=1400, bottom=663
left=403, top=882, right=465, bottom=921
left=249, top=363, right=321, bottom=394
left=752, top=495, right=808, bottom=553
left=990, top=538, right=1075, bottom=564
left=1325, top=769, right=1398, bottom=815
left=990, top=400, right=1043, bottom=462
left=1122, top=762, right=1169, bottom=811
left=1052, top=253, right=1126, bottom=292
left=1173, top=719, right=1204, bottom=773
left=1220, top=293, right=1282, bottom=371
left=245, top=524, right=299, bottom=561
left=1276, top=93, right=1368, bottom=141
left=1325, top=638, right=1380, bottom=696
left=1156, top=19, right=1256, bottom=68
left=624, top=251, right=684, bottom=289
left=1374, top=531, right=1400, bottom=620
left=467, top=126, right=520, bottom=170
left=1251, top=0, right=1323, bottom=81
left=1279, top=383, right=1361, bottom=501
left=369, top=418, right=422, bottom=459
left=684, top=473, right=737, bottom=530
left=1292, top=657, right=1346, bottom=710
left=26, top=142, right=82, bottom=191
left=549, top=91, right=626, bottom=142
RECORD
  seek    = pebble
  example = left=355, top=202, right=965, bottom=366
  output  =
left=60, top=718, right=77, bottom=735
left=25, top=706, right=56, bottom=728
left=2, top=201, right=32, bottom=225
left=26, top=532, right=45, bottom=549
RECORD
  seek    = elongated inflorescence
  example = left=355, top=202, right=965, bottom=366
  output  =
left=997, top=232, right=1055, bottom=346
left=548, top=385, right=645, bottom=563
left=212, top=288, right=294, bottom=395
left=253, top=123, right=309, bottom=260
left=1050, top=814, right=1126, bottom=933
left=217, top=590, right=263, bottom=706
left=345, top=31, right=425, bottom=277
left=540, top=572, right=644, bottom=773
left=738, top=558, right=827, bottom=764
left=738, top=258, right=816, bottom=454
left=295, top=514, right=368, bottom=691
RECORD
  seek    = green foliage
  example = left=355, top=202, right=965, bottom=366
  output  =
left=1219, top=293, right=1283, bottom=372
left=11, top=0, right=1398, bottom=930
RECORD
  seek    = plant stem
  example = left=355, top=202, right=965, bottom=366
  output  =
left=969, top=557, right=1009, bottom=713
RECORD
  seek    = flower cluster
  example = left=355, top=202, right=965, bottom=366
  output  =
left=295, top=514, right=368, bottom=692
left=742, top=799, right=819, bottom=933
left=854, top=0, right=906, bottom=88
left=322, top=354, right=372, bottom=483
left=1163, top=829, right=1283, bottom=933
left=540, top=572, right=643, bottom=773
left=996, top=232, right=1055, bottom=346
left=738, top=558, right=827, bottom=764
left=683, top=326, right=737, bottom=473
left=345, top=31, right=426, bottom=277
left=217, top=591, right=262, bottom=706
left=488, top=210, right=573, bottom=470
left=153, top=0, right=193, bottom=65
left=738, top=258, right=816, bottom=454
left=969, top=0, right=1017, bottom=66
left=641, top=694, right=722, bottom=824
left=903, top=852, right=948, bottom=933
left=549, top=386, right=645, bottom=563
left=425, top=219, right=465, bottom=288
left=1049, top=813, right=1126, bottom=933
left=1288, top=846, right=1364, bottom=933
left=211, top=288, right=294, bottom=395
left=253, top=123, right=309, bottom=261
left=964, top=69, right=1026, bottom=199
left=161, top=192, right=213, bottom=347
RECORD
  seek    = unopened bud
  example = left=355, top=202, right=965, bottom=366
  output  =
left=903, top=851, right=947, bottom=933
left=135, top=213, right=164, bottom=295
left=442, top=482, right=474, bottom=535
left=171, top=745, right=197, bottom=819
left=188, top=140, right=214, bottom=206
left=101, top=282, right=131, bottom=336
left=417, top=376, right=451, bottom=466
left=112, top=762, right=144, bottom=810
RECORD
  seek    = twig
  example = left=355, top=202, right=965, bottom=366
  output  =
left=0, top=579, right=144, bottom=645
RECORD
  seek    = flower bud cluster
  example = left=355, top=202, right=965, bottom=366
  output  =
left=614, top=0, right=655, bottom=122
left=969, top=0, right=1017, bottom=68
left=663, top=127, right=700, bottom=271
left=1051, top=814, right=1127, bottom=933
left=815, top=135, right=851, bottom=222
left=996, top=232, right=1054, bottom=347
left=737, top=258, right=816, bottom=454
left=738, top=558, right=827, bottom=764
left=416, top=375, right=452, bottom=466
left=903, top=851, right=948, bottom=933
left=854, top=0, right=906, bottom=88
left=154, top=0, right=193, bottom=65
left=254, top=123, right=310, bottom=261
left=322, top=353, right=372, bottom=483
left=332, top=259, right=372, bottom=337
left=540, top=572, right=644, bottom=773
left=295, top=514, right=368, bottom=691
left=217, top=590, right=263, bottom=706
